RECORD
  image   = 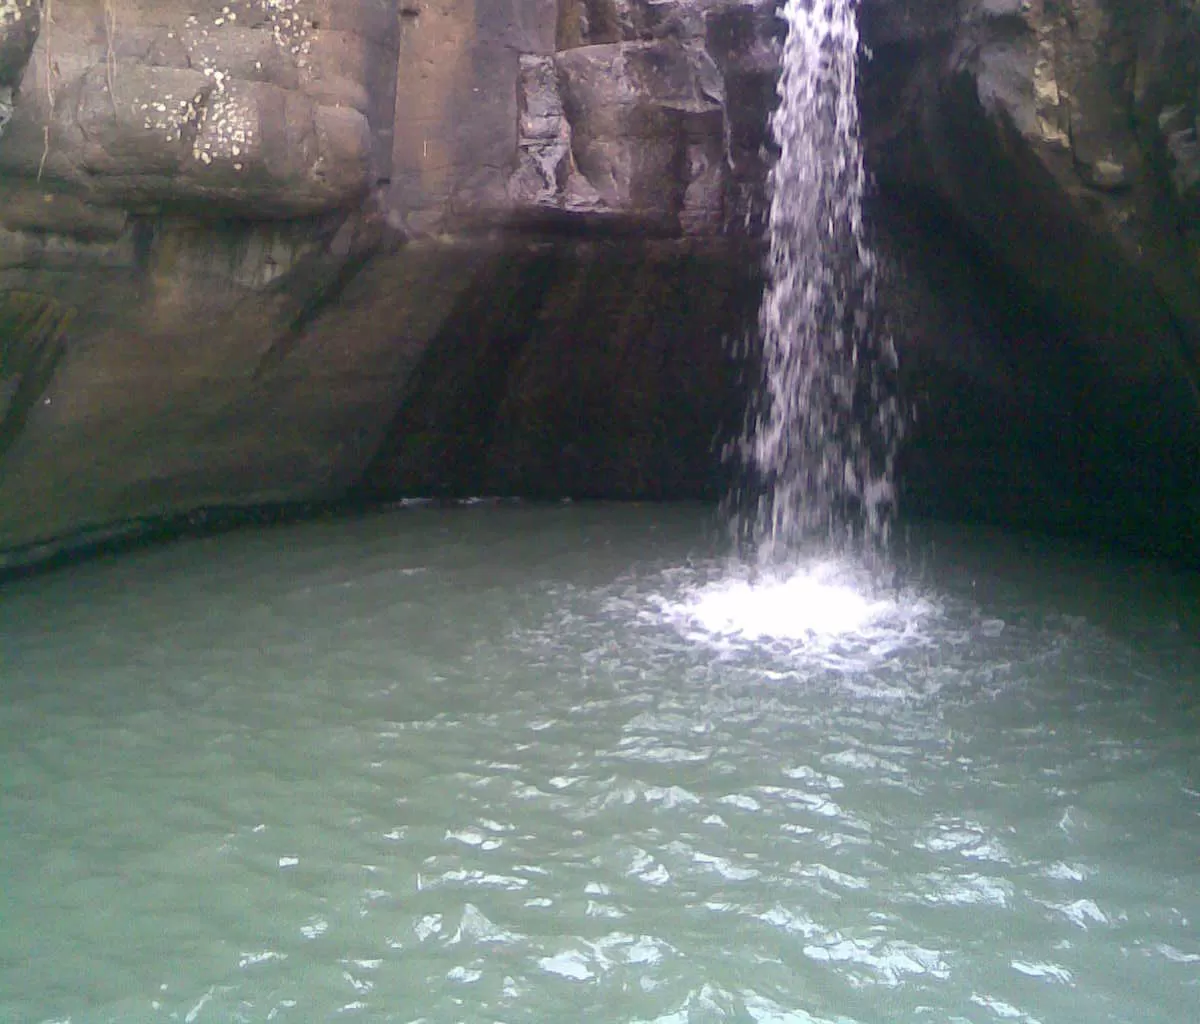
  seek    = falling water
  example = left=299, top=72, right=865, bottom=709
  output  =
left=735, top=0, right=900, bottom=561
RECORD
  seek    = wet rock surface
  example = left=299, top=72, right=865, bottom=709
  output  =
left=356, top=238, right=760, bottom=503
left=0, top=0, right=1198, bottom=570
left=860, top=0, right=1200, bottom=562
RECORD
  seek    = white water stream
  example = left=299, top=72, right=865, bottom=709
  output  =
left=738, top=0, right=900, bottom=557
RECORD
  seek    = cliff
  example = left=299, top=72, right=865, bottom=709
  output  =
left=0, top=0, right=1197, bottom=568
left=862, top=0, right=1200, bottom=555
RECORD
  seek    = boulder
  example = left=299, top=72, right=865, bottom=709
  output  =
left=861, top=0, right=1200, bottom=380
left=0, top=0, right=39, bottom=89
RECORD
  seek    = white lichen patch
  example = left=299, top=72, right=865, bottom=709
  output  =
left=171, top=1, right=318, bottom=171
left=192, top=84, right=259, bottom=169
left=188, top=1, right=316, bottom=63
left=254, top=0, right=316, bottom=62
left=138, top=91, right=206, bottom=144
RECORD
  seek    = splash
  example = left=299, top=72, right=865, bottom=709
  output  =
left=649, top=555, right=940, bottom=677
left=733, top=0, right=900, bottom=562
left=679, top=562, right=890, bottom=640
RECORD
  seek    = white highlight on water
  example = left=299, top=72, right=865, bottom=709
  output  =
left=683, top=562, right=890, bottom=639
left=653, top=556, right=939, bottom=675
left=738, top=0, right=899, bottom=558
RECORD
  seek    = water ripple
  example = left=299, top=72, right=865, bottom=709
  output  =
left=1, top=509, right=1197, bottom=1022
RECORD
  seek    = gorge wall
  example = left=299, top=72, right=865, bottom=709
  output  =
left=863, top=0, right=1200, bottom=561
left=0, top=0, right=1197, bottom=568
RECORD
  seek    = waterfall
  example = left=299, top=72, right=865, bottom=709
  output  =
left=734, top=0, right=900, bottom=562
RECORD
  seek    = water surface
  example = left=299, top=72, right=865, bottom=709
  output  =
left=2, top=504, right=1197, bottom=1023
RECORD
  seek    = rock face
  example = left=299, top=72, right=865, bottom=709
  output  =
left=0, top=0, right=1198, bottom=568
left=0, top=2, right=37, bottom=138
left=0, top=0, right=770, bottom=569
left=859, top=0, right=1200, bottom=560
left=0, top=1, right=394, bottom=213
left=356, top=238, right=760, bottom=503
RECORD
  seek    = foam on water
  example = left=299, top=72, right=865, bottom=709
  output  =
left=652, top=556, right=939, bottom=675
left=680, top=562, right=891, bottom=639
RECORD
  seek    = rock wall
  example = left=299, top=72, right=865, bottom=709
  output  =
left=859, top=0, right=1200, bottom=560
left=0, top=0, right=771, bottom=569
left=0, top=0, right=1198, bottom=569
left=388, top=0, right=774, bottom=234
left=0, top=0, right=395, bottom=213
left=0, top=1, right=39, bottom=140
left=356, top=238, right=760, bottom=503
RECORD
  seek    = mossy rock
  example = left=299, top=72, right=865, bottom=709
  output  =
left=0, top=290, right=75, bottom=445
left=0, top=291, right=75, bottom=358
